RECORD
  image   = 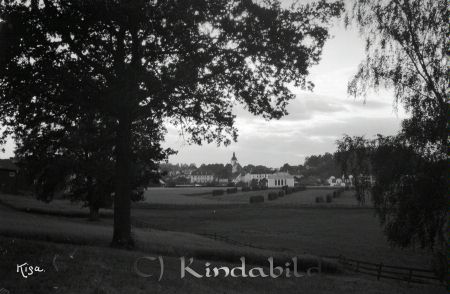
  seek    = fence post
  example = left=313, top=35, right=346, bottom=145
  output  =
left=377, top=263, right=383, bottom=280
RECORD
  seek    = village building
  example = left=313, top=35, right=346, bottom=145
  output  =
left=242, top=173, right=271, bottom=182
left=189, top=172, right=216, bottom=184
left=267, top=172, right=295, bottom=188
left=327, top=175, right=354, bottom=187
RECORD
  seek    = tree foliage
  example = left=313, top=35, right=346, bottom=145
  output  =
left=0, top=0, right=343, bottom=247
left=346, top=0, right=447, bottom=151
left=342, top=0, right=448, bottom=271
left=336, top=135, right=447, bottom=251
left=335, top=136, right=372, bottom=205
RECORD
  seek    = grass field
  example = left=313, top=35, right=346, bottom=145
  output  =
left=0, top=189, right=430, bottom=269
left=141, top=187, right=368, bottom=206
left=0, top=236, right=444, bottom=294
left=132, top=205, right=431, bottom=269
left=0, top=188, right=435, bottom=283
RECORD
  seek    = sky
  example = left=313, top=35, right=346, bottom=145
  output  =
left=164, top=22, right=407, bottom=168
left=0, top=8, right=408, bottom=168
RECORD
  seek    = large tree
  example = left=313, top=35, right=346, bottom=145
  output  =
left=342, top=0, right=447, bottom=274
left=0, top=0, right=343, bottom=247
left=16, top=110, right=168, bottom=221
left=346, top=0, right=447, bottom=149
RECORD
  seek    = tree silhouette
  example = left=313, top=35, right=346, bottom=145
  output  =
left=0, top=0, right=343, bottom=247
left=344, top=0, right=447, bottom=275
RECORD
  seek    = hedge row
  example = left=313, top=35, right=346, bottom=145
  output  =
left=284, top=185, right=306, bottom=194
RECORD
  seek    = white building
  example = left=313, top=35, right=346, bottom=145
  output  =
left=242, top=173, right=270, bottom=182
left=190, top=173, right=216, bottom=184
left=267, top=172, right=295, bottom=188
left=327, top=175, right=354, bottom=187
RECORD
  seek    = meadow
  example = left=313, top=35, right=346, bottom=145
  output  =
left=0, top=188, right=441, bottom=293
left=140, top=186, right=368, bottom=206
left=0, top=236, right=443, bottom=294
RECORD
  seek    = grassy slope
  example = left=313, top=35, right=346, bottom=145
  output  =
left=0, top=236, right=444, bottom=294
left=132, top=205, right=431, bottom=268
left=0, top=204, right=341, bottom=272
left=0, top=191, right=431, bottom=268
left=0, top=193, right=113, bottom=217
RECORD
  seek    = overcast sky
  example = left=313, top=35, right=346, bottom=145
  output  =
left=164, top=22, right=407, bottom=167
left=0, top=9, right=408, bottom=168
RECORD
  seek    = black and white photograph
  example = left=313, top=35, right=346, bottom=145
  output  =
left=0, top=0, right=447, bottom=293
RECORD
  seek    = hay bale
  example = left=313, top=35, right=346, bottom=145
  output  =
left=226, top=187, right=237, bottom=194
left=249, top=195, right=264, bottom=204
left=268, top=192, right=278, bottom=201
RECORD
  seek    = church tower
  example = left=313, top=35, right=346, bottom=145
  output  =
left=231, top=152, right=238, bottom=173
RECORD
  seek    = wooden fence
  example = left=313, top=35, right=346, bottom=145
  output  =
left=197, top=234, right=444, bottom=286
left=131, top=220, right=444, bottom=286
left=336, top=255, right=443, bottom=285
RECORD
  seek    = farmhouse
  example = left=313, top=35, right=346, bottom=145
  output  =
left=267, top=172, right=294, bottom=188
left=0, top=159, right=19, bottom=193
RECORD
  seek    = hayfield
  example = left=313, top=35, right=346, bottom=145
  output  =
left=132, top=205, right=431, bottom=269
left=0, top=188, right=434, bottom=275
left=141, top=187, right=366, bottom=206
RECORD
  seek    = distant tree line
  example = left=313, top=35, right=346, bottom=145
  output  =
left=161, top=152, right=341, bottom=186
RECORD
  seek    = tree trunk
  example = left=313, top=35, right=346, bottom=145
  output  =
left=86, top=176, right=100, bottom=221
left=111, top=115, right=134, bottom=248
left=89, top=205, right=100, bottom=221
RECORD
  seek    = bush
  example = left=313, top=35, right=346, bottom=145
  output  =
left=249, top=195, right=264, bottom=204
left=251, top=186, right=260, bottom=191
left=332, top=191, right=338, bottom=198
left=241, top=187, right=251, bottom=192
left=286, top=187, right=294, bottom=194
left=278, top=190, right=285, bottom=197
left=226, top=187, right=237, bottom=194
left=268, top=192, right=278, bottom=201
left=315, top=196, right=324, bottom=203
left=326, top=194, right=333, bottom=203
left=212, top=189, right=224, bottom=196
